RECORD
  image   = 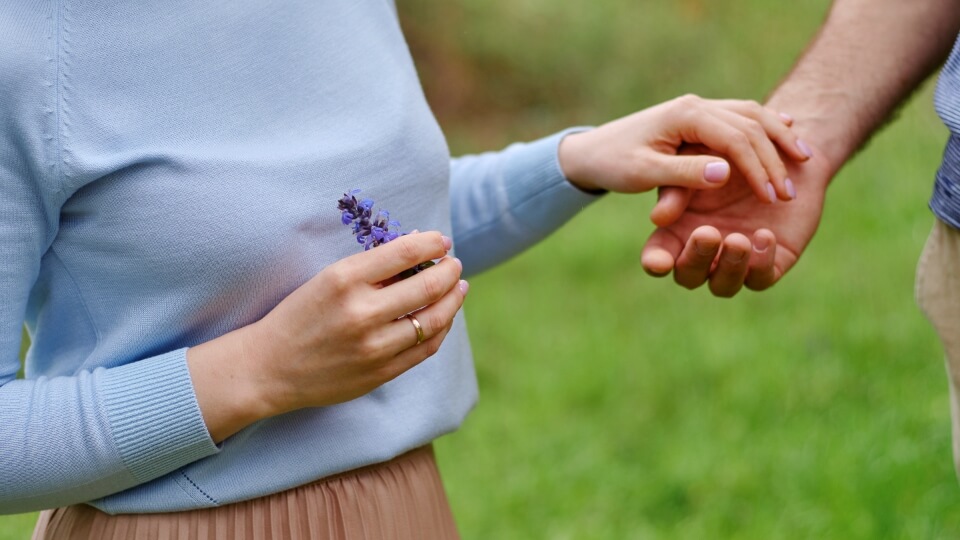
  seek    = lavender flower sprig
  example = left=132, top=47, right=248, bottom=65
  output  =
left=337, top=189, right=434, bottom=278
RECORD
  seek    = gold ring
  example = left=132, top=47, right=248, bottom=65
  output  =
left=407, top=314, right=425, bottom=345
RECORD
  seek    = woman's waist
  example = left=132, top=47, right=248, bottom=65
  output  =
left=88, top=321, right=476, bottom=514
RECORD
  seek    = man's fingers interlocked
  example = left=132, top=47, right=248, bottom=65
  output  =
left=673, top=226, right=722, bottom=289
left=707, top=233, right=752, bottom=297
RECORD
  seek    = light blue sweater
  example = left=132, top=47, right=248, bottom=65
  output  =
left=0, top=0, right=598, bottom=514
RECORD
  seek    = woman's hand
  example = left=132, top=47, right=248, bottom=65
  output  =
left=557, top=95, right=812, bottom=203
left=187, top=232, right=468, bottom=442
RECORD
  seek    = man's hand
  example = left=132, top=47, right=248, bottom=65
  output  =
left=640, top=144, right=832, bottom=297
left=636, top=0, right=960, bottom=298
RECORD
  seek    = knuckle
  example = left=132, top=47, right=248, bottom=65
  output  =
left=771, top=161, right=788, bottom=180
left=423, top=311, right=448, bottom=335
left=430, top=232, right=446, bottom=252
left=420, top=273, right=447, bottom=300
left=680, top=159, right=704, bottom=181
left=632, top=151, right=657, bottom=172
left=676, top=106, right=701, bottom=126
left=743, top=100, right=763, bottom=116
left=728, top=132, right=750, bottom=149
left=743, top=119, right=764, bottom=138
left=341, top=302, right=373, bottom=328
left=324, top=265, right=352, bottom=292
left=422, top=337, right=442, bottom=357
left=355, top=335, right=384, bottom=360
left=375, top=360, right=405, bottom=383
left=394, top=238, right=421, bottom=267
left=676, top=94, right=700, bottom=110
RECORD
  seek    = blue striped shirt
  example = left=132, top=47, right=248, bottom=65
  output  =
left=932, top=34, right=960, bottom=228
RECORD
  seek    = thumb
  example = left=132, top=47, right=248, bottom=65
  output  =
left=641, top=227, right=683, bottom=277
left=645, top=153, right=731, bottom=189
left=650, top=186, right=693, bottom=227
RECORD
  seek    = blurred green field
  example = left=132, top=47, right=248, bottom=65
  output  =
left=4, top=0, right=959, bottom=538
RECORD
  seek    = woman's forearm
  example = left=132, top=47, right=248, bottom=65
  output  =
left=0, top=350, right=220, bottom=514
left=186, top=325, right=277, bottom=443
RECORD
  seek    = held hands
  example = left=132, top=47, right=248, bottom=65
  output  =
left=556, top=93, right=830, bottom=297
left=640, top=141, right=832, bottom=296
left=558, top=94, right=812, bottom=202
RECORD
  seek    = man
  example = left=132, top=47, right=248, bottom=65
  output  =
left=639, top=0, right=960, bottom=471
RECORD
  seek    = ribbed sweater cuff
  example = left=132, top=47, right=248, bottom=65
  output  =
left=100, top=349, right=219, bottom=483
left=503, top=127, right=603, bottom=236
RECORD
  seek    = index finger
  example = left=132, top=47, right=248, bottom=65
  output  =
left=347, top=231, right=452, bottom=283
left=712, top=99, right=812, bottom=163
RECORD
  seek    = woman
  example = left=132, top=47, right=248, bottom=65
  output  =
left=1, top=1, right=809, bottom=537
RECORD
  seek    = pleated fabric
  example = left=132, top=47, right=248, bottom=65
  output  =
left=31, top=445, right=460, bottom=540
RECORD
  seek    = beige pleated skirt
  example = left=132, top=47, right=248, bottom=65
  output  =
left=32, top=445, right=459, bottom=540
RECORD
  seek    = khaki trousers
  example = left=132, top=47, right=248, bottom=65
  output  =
left=916, top=219, right=960, bottom=476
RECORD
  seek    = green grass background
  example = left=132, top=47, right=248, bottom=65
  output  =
left=4, top=0, right=960, bottom=538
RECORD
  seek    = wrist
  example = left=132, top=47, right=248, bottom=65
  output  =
left=766, top=91, right=857, bottom=176
left=557, top=130, right=605, bottom=193
left=235, top=319, right=295, bottom=417
left=186, top=324, right=280, bottom=442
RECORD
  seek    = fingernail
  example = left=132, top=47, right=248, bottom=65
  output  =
left=725, top=251, right=747, bottom=263
left=785, top=178, right=797, bottom=199
left=704, top=161, right=729, bottom=183
left=754, top=235, right=770, bottom=253
left=410, top=229, right=420, bottom=234
left=797, top=139, right=813, bottom=158
left=454, top=257, right=463, bottom=272
left=442, top=235, right=453, bottom=251
left=458, top=280, right=470, bottom=295
left=694, top=241, right=715, bottom=257
left=766, top=182, right=777, bottom=203
left=779, top=112, right=793, bottom=124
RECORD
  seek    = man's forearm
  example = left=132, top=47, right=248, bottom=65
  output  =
left=767, top=0, right=960, bottom=173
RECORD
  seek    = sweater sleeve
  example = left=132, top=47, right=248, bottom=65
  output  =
left=449, top=128, right=604, bottom=277
left=0, top=168, right=219, bottom=514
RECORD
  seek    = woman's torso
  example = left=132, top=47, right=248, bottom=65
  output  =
left=8, top=0, right=477, bottom=513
